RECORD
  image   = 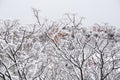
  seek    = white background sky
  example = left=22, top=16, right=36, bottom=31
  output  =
left=0, top=0, right=120, bottom=27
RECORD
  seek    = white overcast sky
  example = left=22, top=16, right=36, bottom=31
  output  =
left=0, top=0, right=120, bottom=27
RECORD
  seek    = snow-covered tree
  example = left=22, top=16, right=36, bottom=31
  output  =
left=0, top=9, right=120, bottom=80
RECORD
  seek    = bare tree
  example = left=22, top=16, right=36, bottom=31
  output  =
left=0, top=9, right=120, bottom=80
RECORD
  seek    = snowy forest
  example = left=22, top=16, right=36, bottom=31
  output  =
left=0, top=9, right=120, bottom=80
